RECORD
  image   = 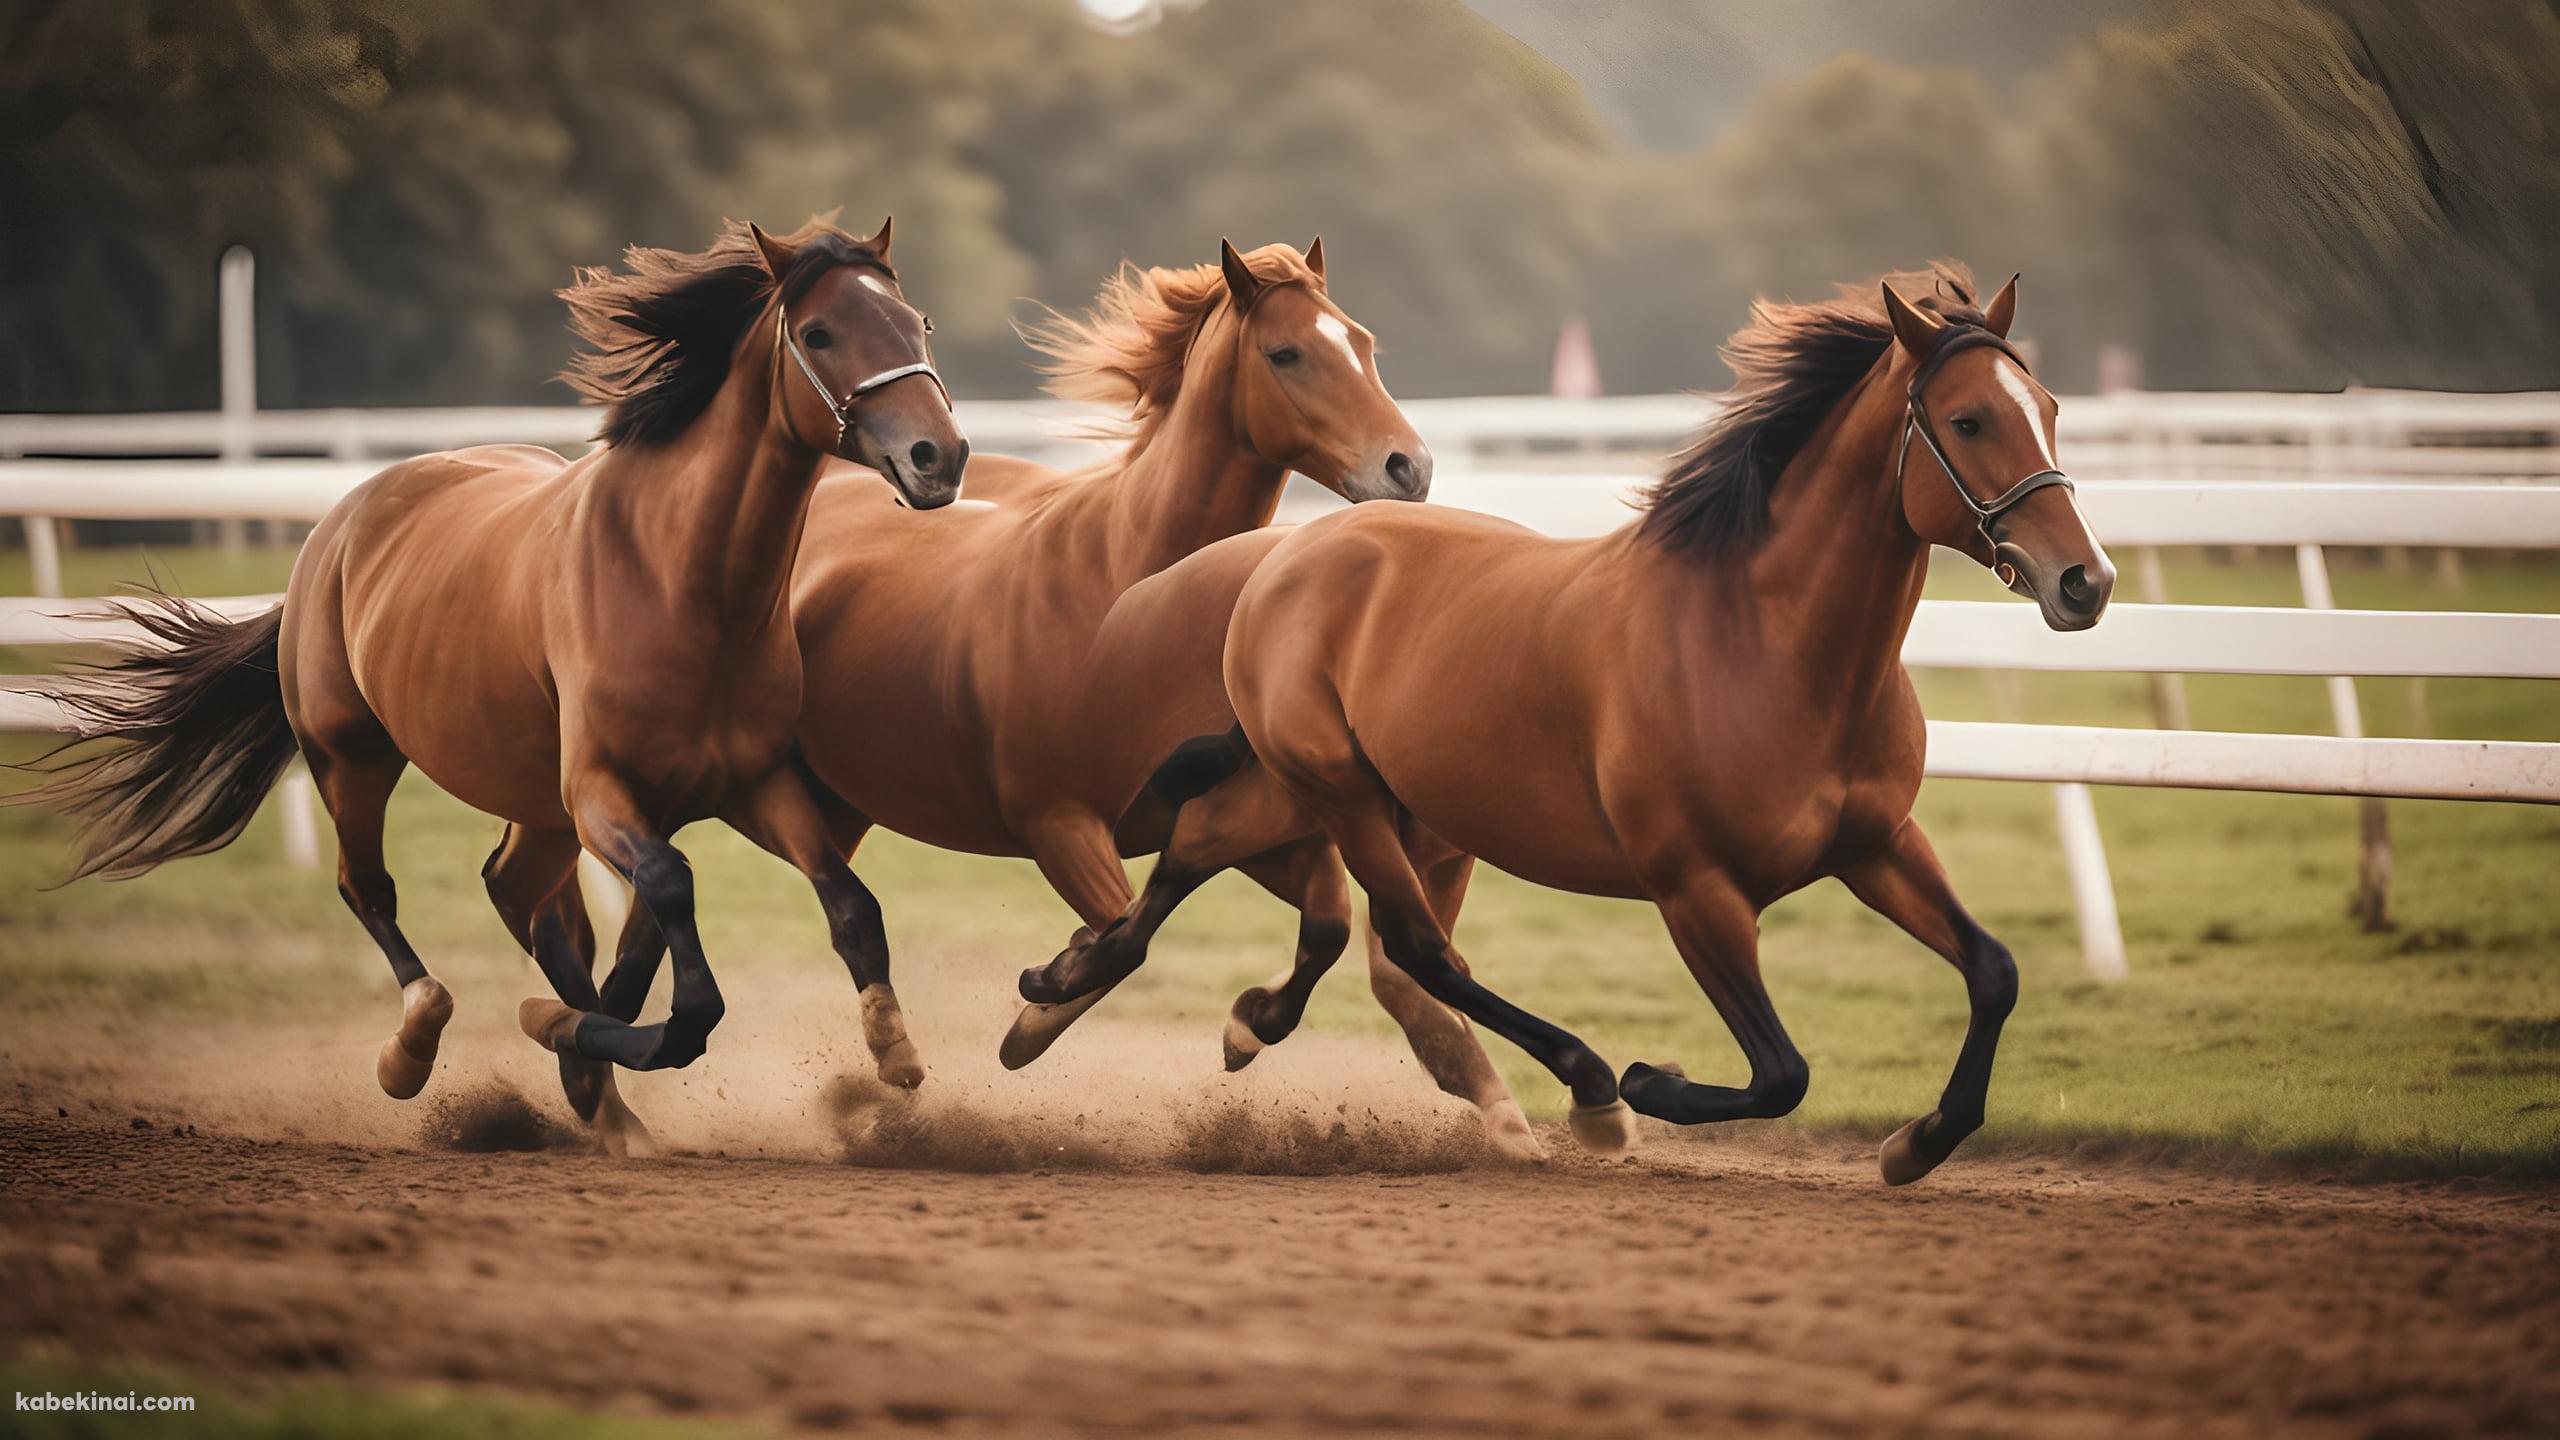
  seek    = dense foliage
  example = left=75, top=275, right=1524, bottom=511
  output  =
left=3, top=0, right=2552, bottom=411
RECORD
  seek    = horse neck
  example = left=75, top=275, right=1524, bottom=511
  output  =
left=1746, top=355, right=1934, bottom=695
left=592, top=313, right=823, bottom=627
left=1621, top=354, right=1930, bottom=704
left=1079, top=312, right=1289, bottom=587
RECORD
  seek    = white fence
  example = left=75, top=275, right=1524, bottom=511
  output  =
left=5, top=401, right=2558, bottom=979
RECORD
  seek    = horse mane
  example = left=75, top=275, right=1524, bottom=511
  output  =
left=1021, top=244, right=1320, bottom=446
left=1637, top=261, right=1983, bottom=559
left=557, top=216, right=888, bottom=448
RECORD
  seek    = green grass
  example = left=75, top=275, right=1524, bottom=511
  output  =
left=0, top=1353, right=767, bottom=1440
left=3, top=542, right=2556, bottom=1176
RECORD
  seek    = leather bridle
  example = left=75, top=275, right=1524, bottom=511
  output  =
left=1894, top=325, right=2072, bottom=547
left=772, top=291, right=948, bottom=455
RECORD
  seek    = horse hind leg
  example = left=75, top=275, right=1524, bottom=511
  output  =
left=307, top=741, right=451, bottom=1099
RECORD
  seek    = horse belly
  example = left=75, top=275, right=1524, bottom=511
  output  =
left=798, top=694, right=1021, bottom=856
left=1367, top=740, right=1640, bottom=899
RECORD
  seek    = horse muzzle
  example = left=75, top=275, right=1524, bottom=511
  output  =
left=1995, top=539, right=2114, bottom=632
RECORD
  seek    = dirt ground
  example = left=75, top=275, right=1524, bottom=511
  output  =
left=4, top=986, right=2557, bottom=1440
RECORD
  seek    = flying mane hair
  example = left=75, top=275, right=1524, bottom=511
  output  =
left=1019, top=244, right=1320, bottom=447
left=557, top=217, right=888, bottom=448
left=1637, top=262, right=1982, bottom=558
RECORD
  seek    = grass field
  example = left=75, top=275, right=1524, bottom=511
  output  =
left=3, top=540, right=2556, bottom=1177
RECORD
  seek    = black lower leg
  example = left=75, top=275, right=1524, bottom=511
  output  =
left=1619, top=984, right=1809, bottom=1125
left=1019, top=861, right=1211, bottom=1004
left=340, top=872, right=427, bottom=987
left=570, top=849, right=722, bottom=1071
left=811, top=862, right=891, bottom=991
left=598, top=904, right=667, bottom=1023
left=1374, top=907, right=1616, bottom=1109
left=1911, top=921, right=2016, bottom=1164
left=1242, top=910, right=1353, bottom=1044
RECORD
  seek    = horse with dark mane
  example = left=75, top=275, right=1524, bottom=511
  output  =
left=516, top=240, right=1544, bottom=1152
left=1021, top=266, right=2115, bottom=1182
left=17, top=217, right=965, bottom=1150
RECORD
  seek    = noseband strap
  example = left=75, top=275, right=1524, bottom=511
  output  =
left=774, top=299, right=949, bottom=454
left=1895, top=326, right=2071, bottom=543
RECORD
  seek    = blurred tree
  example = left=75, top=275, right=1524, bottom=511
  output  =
left=0, top=0, right=396, bottom=410
left=964, top=0, right=1610, bottom=395
left=1, top=0, right=2553, bottom=412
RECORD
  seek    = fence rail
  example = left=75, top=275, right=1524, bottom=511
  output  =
left=5, top=396, right=2556, bottom=980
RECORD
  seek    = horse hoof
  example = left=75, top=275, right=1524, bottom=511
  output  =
left=1879, top=1113, right=1946, bottom=1187
left=593, top=1080, right=657, bottom=1160
left=1221, top=1009, right=1267, bottom=1072
left=1568, top=1098, right=1638, bottom=1155
left=518, top=997, right=581, bottom=1054
left=375, top=1033, right=431, bottom=1099
left=375, top=977, right=453, bottom=1100
left=1480, top=1097, right=1546, bottom=1162
left=1220, top=1013, right=1264, bottom=1071
left=999, top=992, right=1103, bottom=1071
left=874, top=1038, right=927, bottom=1090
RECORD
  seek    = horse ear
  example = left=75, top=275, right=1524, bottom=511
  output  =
left=749, top=223, right=795, bottom=281
left=1983, top=273, right=2019, bottom=339
left=865, top=215, right=894, bottom=264
left=1305, top=235, right=1325, bottom=279
left=1882, top=281, right=1944, bottom=356
left=1220, top=239, right=1265, bottom=308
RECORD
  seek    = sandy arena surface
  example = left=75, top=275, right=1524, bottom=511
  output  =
left=3, top=989, right=2557, bottom=1438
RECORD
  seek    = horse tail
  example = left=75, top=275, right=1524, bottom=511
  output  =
left=12, top=595, right=298, bottom=882
left=1143, top=725, right=1254, bottom=813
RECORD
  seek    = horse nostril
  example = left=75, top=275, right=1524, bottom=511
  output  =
left=2059, top=564, right=2098, bottom=611
left=909, top=440, right=940, bottom=473
left=1385, top=452, right=1417, bottom=490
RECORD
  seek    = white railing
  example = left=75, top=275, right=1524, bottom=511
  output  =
left=6, top=422, right=2557, bottom=977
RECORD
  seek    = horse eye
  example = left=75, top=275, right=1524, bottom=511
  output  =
left=803, top=326, right=832, bottom=350
left=921, top=315, right=934, bottom=335
left=1952, top=416, right=1980, bottom=437
left=1267, top=346, right=1300, bottom=367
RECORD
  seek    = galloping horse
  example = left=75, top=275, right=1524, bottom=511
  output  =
left=22, top=217, right=965, bottom=1149
left=1023, top=269, right=2115, bottom=1182
left=534, top=240, right=1533, bottom=1151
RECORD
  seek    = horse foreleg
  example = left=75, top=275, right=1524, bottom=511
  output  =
left=722, top=766, right=923, bottom=1089
left=1222, top=836, right=1355, bottom=1068
left=1345, top=839, right=1539, bottom=1159
left=995, top=814, right=1135, bottom=1070
left=1016, top=758, right=1312, bottom=1007
left=1840, top=819, right=2017, bottom=1185
left=1615, top=869, right=1811, bottom=1132
left=484, top=826, right=654, bottom=1155
left=518, top=784, right=723, bottom=1073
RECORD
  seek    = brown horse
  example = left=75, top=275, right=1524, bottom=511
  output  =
left=20, top=217, right=966, bottom=1148
left=543, top=240, right=1533, bottom=1151
left=1022, top=268, right=2115, bottom=1182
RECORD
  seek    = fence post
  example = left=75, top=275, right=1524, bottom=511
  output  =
left=1993, top=664, right=2129, bottom=980
left=276, top=769, right=321, bottom=870
left=580, top=851, right=631, bottom=938
left=2054, top=783, right=2128, bottom=981
left=24, top=516, right=63, bottom=598
left=2132, top=547, right=2188, bottom=729
left=2295, top=543, right=2392, bottom=929
left=216, top=247, right=256, bottom=554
